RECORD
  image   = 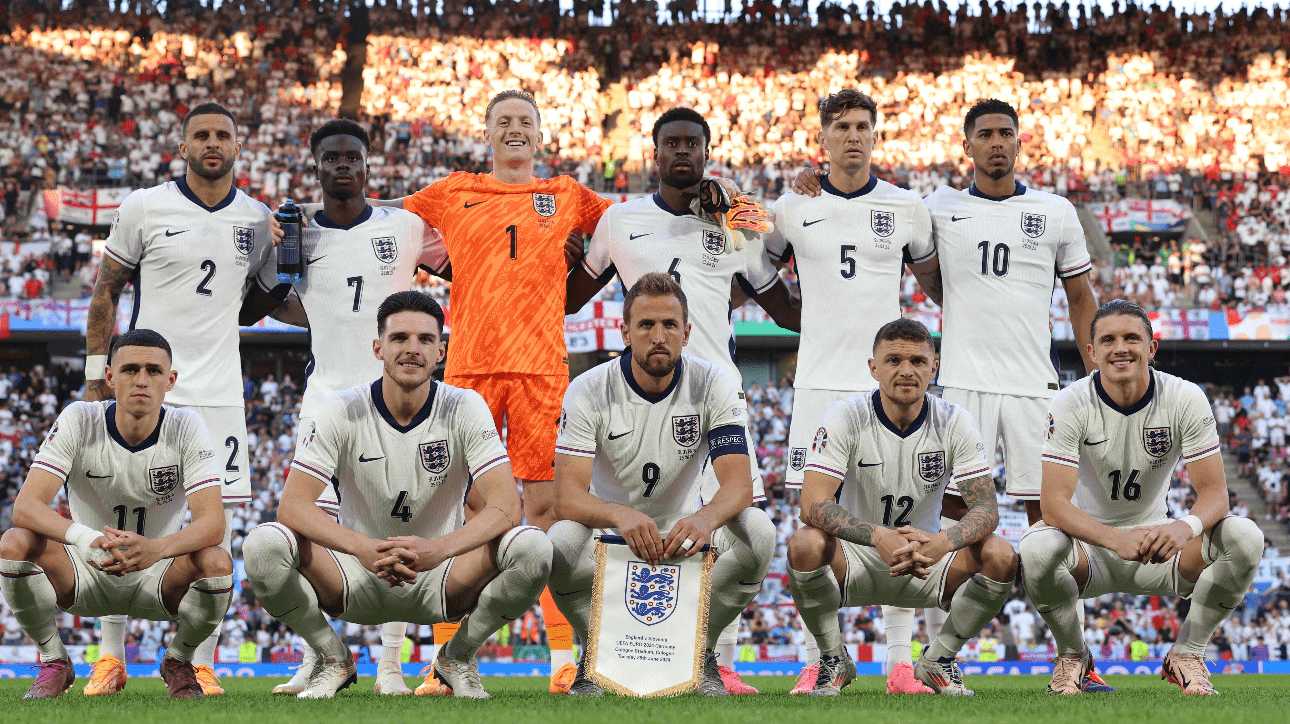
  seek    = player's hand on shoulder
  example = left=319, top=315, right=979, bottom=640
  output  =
left=789, top=167, right=826, bottom=197
left=662, top=514, right=713, bottom=559
left=615, top=507, right=664, bottom=566
left=82, top=379, right=114, bottom=403
left=565, top=229, right=586, bottom=270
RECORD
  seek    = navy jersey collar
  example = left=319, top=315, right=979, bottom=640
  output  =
left=871, top=389, right=929, bottom=438
left=176, top=176, right=237, bottom=213
left=652, top=193, right=695, bottom=217
left=821, top=174, right=878, bottom=199
left=105, top=403, right=165, bottom=452
left=967, top=182, right=1027, bottom=202
left=619, top=351, right=683, bottom=403
left=371, top=378, right=438, bottom=433
left=1093, top=370, right=1156, bottom=416
left=315, top=204, right=374, bottom=230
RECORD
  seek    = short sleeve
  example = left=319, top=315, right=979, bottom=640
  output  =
left=704, top=367, right=748, bottom=460
left=803, top=401, right=854, bottom=481
left=583, top=205, right=615, bottom=279
left=102, top=190, right=148, bottom=269
left=555, top=376, right=601, bottom=458
left=1055, top=199, right=1093, bottom=279
left=762, top=196, right=792, bottom=263
left=905, top=199, right=936, bottom=264
left=1040, top=388, right=1084, bottom=468
left=572, top=180, right=613, bottom=235
left=454, top=390, right=510, bottom=478
left=30, top=403, right=87, bottom=481
left=411, top=215, right=449, bottom=273
left=178, top=410, right=221, bottom=497
left=291, top=394, right=347, bottom=484
left=402, top=176, right=450, bottom=230
left=739, top=236, right=780, bottom=295
left=947, top=410, right=990, bottom=484
left=1179, top=382, right=1222, bottom=464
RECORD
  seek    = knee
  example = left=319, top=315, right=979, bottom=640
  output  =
left=500, top=525, right=552, bottom=580
left=735, top=508, right=776, bottom=561
left=980, top=534, right=1019, bottom=582
left=191, top=545, right=234, bottom=578
left=1214, top=516, right=1263, bottom=569
left=787, top=527, right=830, bottom=571
left=0, top=527, right=39, bottom=561
left=242, top=523, right=298, bottom=574
left=546, top=520, right=591, bottom=575
left=1018, top=525, right=1073, bottom=576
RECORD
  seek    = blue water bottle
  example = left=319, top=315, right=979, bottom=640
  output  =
left=276, top=199, right=304, bottom=284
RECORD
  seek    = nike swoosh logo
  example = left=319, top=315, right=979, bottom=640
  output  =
left=955, top=634, right=972, bottom=640
left=359, top=454, right=384, bottom=462
left=1083, top=438, right=1108, bottom=446
left=224, top=478, right=241, bottom=486
left=306, top=256, right=326, bottom=265
left=86, top=472, right=111, bottom=479
left=1218, top=602, right=1235, bottom=610
left=951, top=216, right=971, bottom=222
left=39, top=634, right=56, bottom=646
left=738, top=579, right=764, bottom=586
left=464, top=201, right=486, bottom=208
left=608, top=430, right=632, bottom=440
left=165, top=229, right=188, bottom=237
left=803, top=219, right=825, bottom=227
left=552, top=588, right=587, bottom=597
left=629, top=233, right=651, bottom=240
left=857, top=461, right=882, bottom=468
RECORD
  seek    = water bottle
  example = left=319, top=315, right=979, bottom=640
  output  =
left=276, top=198, right=304, bottom=284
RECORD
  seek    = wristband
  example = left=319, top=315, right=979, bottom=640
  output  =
left=1181, top=514, right=1204, bottom=540
left=84, top=355, right=108, bottom=381
left=65, top=522, right=100, bottom=549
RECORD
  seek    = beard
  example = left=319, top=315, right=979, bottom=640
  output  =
left=660, top=165, right=703, bottom=190
left=633, top=347, right=679, bottom=378
left=981, top=157, right=1016, bottom=180
left=187, top=150, right=236, bottom=181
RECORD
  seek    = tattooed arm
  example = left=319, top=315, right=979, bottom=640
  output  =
left=899, top=474, right=1000, bottom=568
left=799, top=470, right=916, bottom=574
left=84, top=256, right=133, bottom=401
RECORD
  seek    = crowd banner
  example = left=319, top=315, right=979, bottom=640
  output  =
left=586, top=535, right=713, bottom=697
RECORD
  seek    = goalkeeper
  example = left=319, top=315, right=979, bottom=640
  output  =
left=564, top=106, right=797, bottom=695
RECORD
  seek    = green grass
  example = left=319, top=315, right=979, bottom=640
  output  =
left=4, top=675, right=1289, bottom=724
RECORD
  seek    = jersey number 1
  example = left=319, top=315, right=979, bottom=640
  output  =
left=505, top=225, right=517, bottom=260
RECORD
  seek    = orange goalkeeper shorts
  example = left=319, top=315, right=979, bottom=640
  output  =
left=445, top=373, right=568, bottom=481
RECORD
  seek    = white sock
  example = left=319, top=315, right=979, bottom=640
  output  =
left=444, top=527, right=551, bottom=660
left=706, top=509, right=775, bottom=649
left=193, top=628, right=220, bottom=668
left=243, top=523, right=349, bottom=660
left=381, top=621, right=407, bottom=665
left=882, top=606, right=914, bottom=670
left=547, top=521, right=596, bottom=643
left=925, top=607, right=947, bottom=643
left=799, top=613, right=820, bottom=664
left=100, top=614, right=127, bottom=660
left=788, top=565, right=842, bottom=656
left=714, top=617, right=739, bottom=667
left=1174, top=517, right=1263, bottom=656
left=550, top=647, right=577, bottom=670
left=0, top=559, right=67, bottom=662
left=170, top=575, right=233, bottom=663
left=928, top=574, right=1011, bottom=661
left=1019, top=525, right=1085, bottom=655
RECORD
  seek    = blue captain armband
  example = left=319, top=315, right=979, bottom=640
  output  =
left=708, top=424, right=748, bottom=460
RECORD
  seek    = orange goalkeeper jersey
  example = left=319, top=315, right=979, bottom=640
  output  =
left=404, top=172, right=612, bottom=377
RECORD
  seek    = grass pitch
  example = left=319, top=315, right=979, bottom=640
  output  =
left=4, top=675, right=1288, bottom=724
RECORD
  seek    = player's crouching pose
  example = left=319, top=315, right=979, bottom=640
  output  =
left=0, top=330, right=233, bottom=699
left=1022, top=300, right=1262, bottom=696
left=548, top=273, right=775, bottom=697
left=788, top=319, right=1017, bottom=697
left=243, top=291, right=551, bottom=699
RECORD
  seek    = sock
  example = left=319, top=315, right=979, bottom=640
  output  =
left=381, top=621, right=407, bottom=665
left=243, top=523, right=349, bottom=660
left=714, top=617, right=739, bottom=667
left=169, top=575, right=233, bottom=662
left=547, top=520, right=596, bottom=643
left=928, top=573, right=1011, bottom=661
left=882, top=606, right=914, bottom=670
left=192, top=627, right=220, bottom=668
left=431, top=622, right=460, bottom=664
left=100, top=614, right=127, bottom=660
left=925, top=607, right=947, bottom=643
left=443, top=527, right=551, bottom=661
left=0, top=559, right=67, bottom=662
left=539, top=587, right=576, bottom=671
left=1019, top=525, right=1085, bottom=655
left=788, top=565, right=843, bottom=656
left=799, top=613, right=820, bottom=664
left=706, top=509, right=775, bottom=648
left=1173, top=517, right=1263, bottom=656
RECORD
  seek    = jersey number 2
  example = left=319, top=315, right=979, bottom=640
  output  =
left=196, top=260, right=216, bottom=296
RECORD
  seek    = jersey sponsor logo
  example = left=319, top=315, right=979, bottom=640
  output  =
left=233, top=226, right=256, bottom=255
left=149, top=465, right=180, bottom=496
left=1143, top=427, right=1172, bottom=458
left=164, top=229, right=188, bottom=237
left=371, top=236, right=398, bottom=264
left=532, top=193, right=557, bottom=217
left=86, top=471, right=111, bottom=479
left=1021, top=212, right=1047, bottom=238
left=950, top=215, right=971, bottom=222
left=871, top=210, right=895, bottom=238
left=803, top=218, right=825, bottom=227
left=702, top=229, right=725, bottom=255
left=812, top=427, right=828, bottom=453
left=789, top=447, right=806, bottom=471
left=625, top=561, right=678, bottom=625
left=917, top=450, right=946, bottom=482
left=673, top=415, right=700, bottom=447
left=420, top=440, right=451, bottom=473
left=608, top=430, right=632, bottom=440
left=464, top=200, right=487, bottom=208
left=629, top=232, right=651, bottom=240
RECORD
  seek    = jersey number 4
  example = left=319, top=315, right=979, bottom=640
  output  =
left=390, top=490, right=413, bottom=522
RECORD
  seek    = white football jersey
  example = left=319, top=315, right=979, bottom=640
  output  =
left=1041, top=369, right=1221, bottom=527
left=924, top=184, right=1092, bottom=397
left=104, top=178, right=273, bottom=407
left=31, top=401, right=221, bottom=539
left=805, top=391, right=989, bottom=533
left=291, top=380, right=508, bottom=542
left=556, top=354, right=747, bottom=532
left=583, top=194, right=781, bottom=383
left=254, top=205, right=449, bottom=419
left=764, top=176, right=934, bottom=390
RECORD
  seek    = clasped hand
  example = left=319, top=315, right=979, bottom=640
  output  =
left=358, top=535, right=450, bottom=587
left=875, top=526, right=953, bottom=580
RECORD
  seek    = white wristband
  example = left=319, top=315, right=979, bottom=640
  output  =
left=84, top=355, right=108, bottom=381
left=65, top=522, right=100, bottom=549
left=1181, top=515, right=1204, bottom=540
